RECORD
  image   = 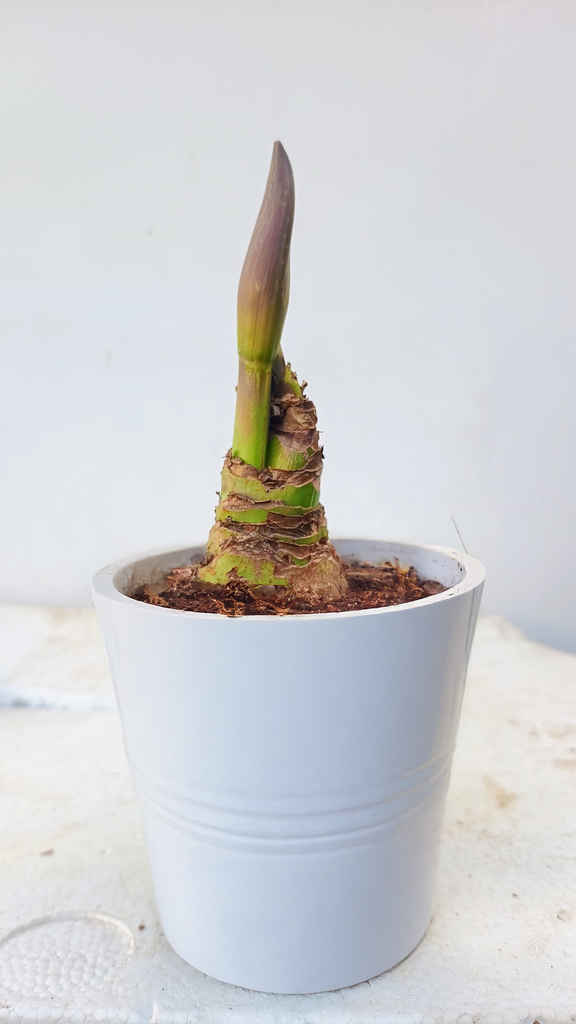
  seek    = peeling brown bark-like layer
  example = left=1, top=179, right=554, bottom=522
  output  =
left=196, top=361, right=349, bottom=600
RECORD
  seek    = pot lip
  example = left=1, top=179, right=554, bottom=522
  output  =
left=92, top=538, right=485, bottom=622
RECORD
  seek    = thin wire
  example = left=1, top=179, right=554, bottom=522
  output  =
left=450, top=515, right=469, bottom=554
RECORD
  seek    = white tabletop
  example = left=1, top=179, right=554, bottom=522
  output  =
left=0, top=607, right=575, bottom=1024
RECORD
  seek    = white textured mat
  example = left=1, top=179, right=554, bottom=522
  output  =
left=0, top=608, right=575, bottom=1023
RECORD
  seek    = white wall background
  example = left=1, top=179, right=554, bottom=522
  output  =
left=1, top=0, right=575, bottom=651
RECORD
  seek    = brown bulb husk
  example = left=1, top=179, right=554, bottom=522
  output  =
left=197, top=362, right=348, bottom=602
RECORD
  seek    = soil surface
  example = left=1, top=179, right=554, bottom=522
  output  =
left=134, top=561, right=446, bottom=617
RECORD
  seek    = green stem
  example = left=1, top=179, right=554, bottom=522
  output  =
left=232, top=358, right=272, bottom=469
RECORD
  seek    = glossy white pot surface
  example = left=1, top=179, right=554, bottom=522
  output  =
left=93, top=539, right=485, bottom=994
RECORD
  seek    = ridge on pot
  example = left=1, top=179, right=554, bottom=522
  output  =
left=93, top=538, right=484, bottom=993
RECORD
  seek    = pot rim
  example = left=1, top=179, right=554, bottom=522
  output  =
left=92, top=538, right=485, bottom=622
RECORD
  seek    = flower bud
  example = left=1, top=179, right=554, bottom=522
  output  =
left=237, top=141, right=295, bottom=366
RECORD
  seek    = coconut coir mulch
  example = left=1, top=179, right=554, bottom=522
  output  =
left=135, top=562, right=445, bottom=617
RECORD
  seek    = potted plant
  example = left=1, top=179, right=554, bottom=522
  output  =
left=93, top=143, right=485, bottom=995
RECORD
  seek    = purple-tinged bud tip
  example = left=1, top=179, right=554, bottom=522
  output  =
left=237, top=142, right=295, bottom=366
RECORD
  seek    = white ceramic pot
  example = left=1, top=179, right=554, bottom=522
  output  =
left=93, top=538, right=484, bottom=994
